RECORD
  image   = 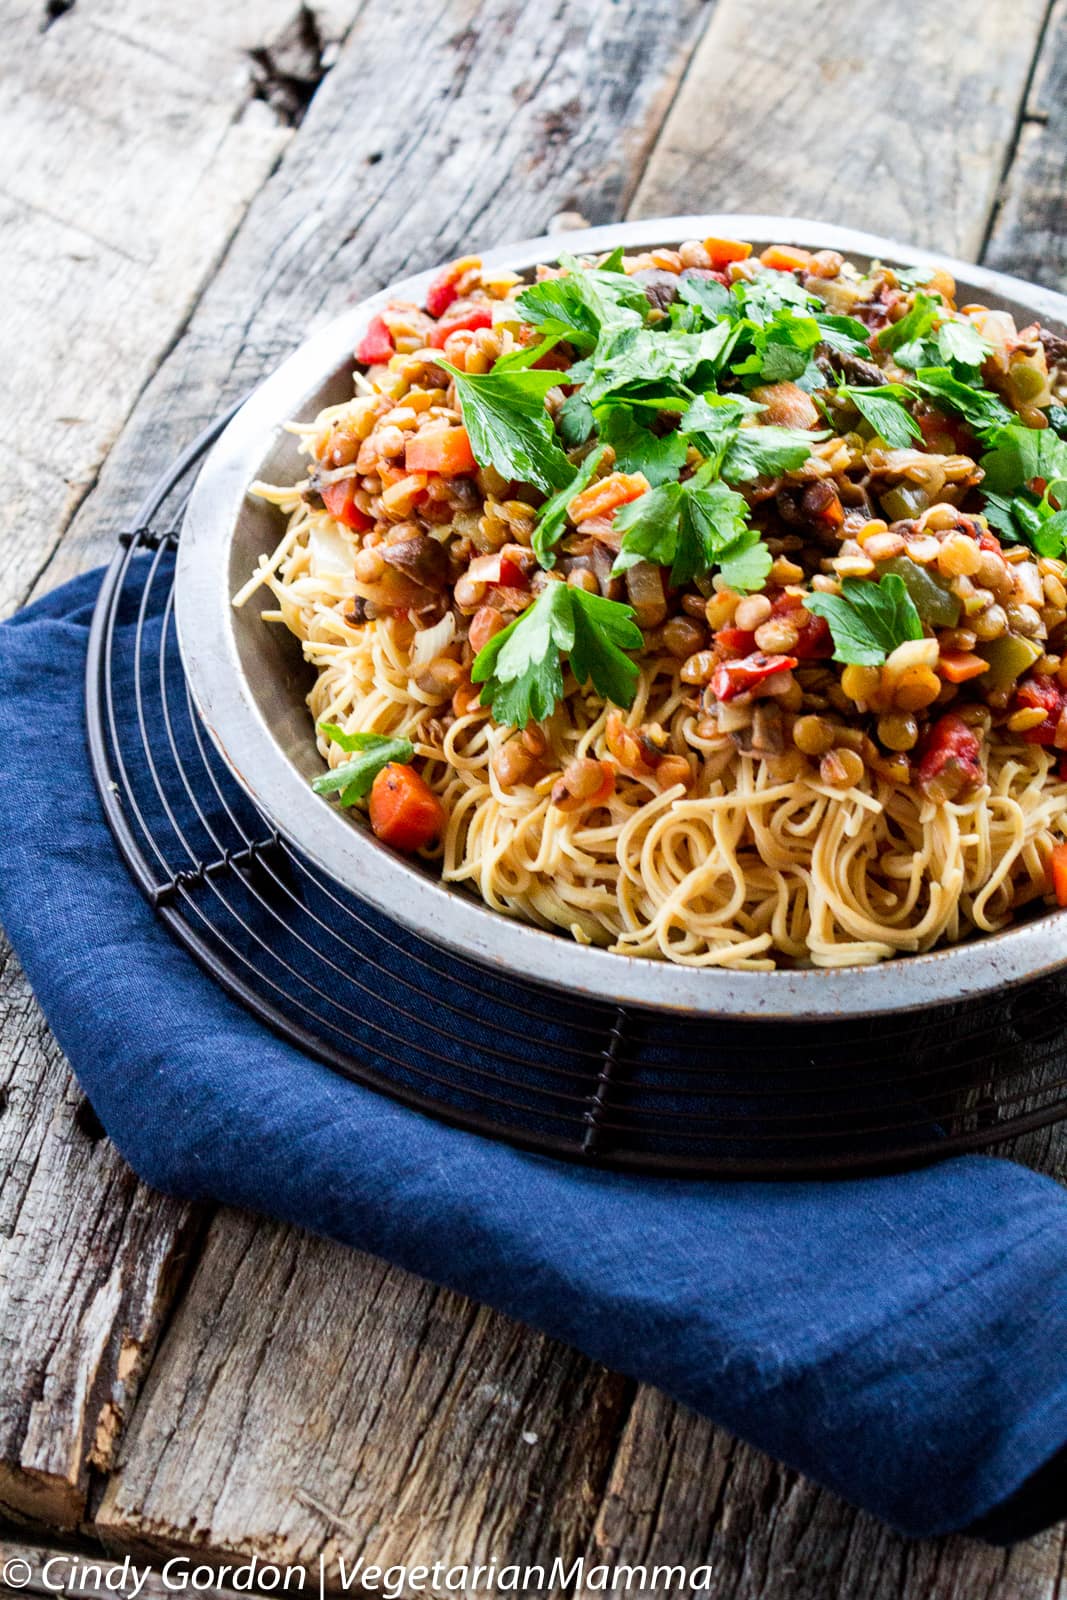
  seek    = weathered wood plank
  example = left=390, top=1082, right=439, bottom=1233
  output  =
left=94, top=1213, right=629, bottom=1582
left=0, top=0, right=365, bottom=622
left=0, top=938, right=202, bottom=1530
left=582, top=1388, right=1065, bottom=1600
left=29, top=0, right=712, bottom=595
left=631, top=0, right=1048, bottom=262
left=983, top=0, right=1067, bottom=294
left=4, top=0, right=713, bottom=1561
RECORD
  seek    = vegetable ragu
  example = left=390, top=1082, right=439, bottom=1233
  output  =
left=241, top=232, right=1067, bottom=969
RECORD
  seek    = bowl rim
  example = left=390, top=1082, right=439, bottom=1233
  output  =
left=176, top=212, right=1067, bottom=1019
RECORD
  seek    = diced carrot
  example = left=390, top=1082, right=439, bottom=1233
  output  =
left=355, top=314, right=395, bottom=365
left=937, top=651, right=991, bottom=684
left=759, top=244, right=813, bottom=273
left=405, top=424, right=478, bottom=477
left=428, top=303, right=493, bottom=348
left=321, top=479, right=372, bottom=531
left=567, top=471, right=650, bottom=524
left=369, top=764, right=446, bottom=853
left=1051, top=842, right=1067, bottom=907
left=704, top=236, right=752, bottom=269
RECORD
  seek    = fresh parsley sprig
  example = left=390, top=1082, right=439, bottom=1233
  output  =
left=515, top=250, right=649, bottom=353
left=876, top=290, right=943, bottom=354
left=313, top=725, right=415, bottom=805
left=531, top=445, right=608, bottom=568
left=471, top=582, right=642, bottom=727
left=833, top=383, right=920, bottom=448
left=611, top=466, right=760, bottom=589
left=440, top=357, right=574, bottom=494
left=804, top=575, right=923, bottom=666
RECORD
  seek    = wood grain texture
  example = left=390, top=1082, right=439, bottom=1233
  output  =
left=631, top=0, right=1049, bottom=261
left=95, top=1213, right=630, bottom=1582
left=3, top=0, right=1067, bottom=1588
left=984, top=0, right=1067, bottom=294
left=29, top=0, right=712, bottom=596
left=582, top=1389, right=1066, bottom=1600
left=0, top=0, right=365, bottom=622
left=0, top=939, right=201, bottom=1530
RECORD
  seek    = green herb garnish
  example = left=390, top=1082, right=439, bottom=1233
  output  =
left=471, top=583, right=642, bottom=727
left=441, top=359, right=573, bottom=493
left=611, top=469, right=758, bottom=588
left=912, top=368, right=1012, bottom=435
left=876, top=290, right=942, bottom=353
left=836, top=383, right=921, bottom=448
left=804, top=574, right=923, bottom=666
left=313, top=725, right=415, bottom=805
left=531, top=445, right=608, bottom=568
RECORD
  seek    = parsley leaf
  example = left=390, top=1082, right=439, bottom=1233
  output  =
left=876, top=290, right=942, bottom=353
left=597, top=407, right=689, bottom=485
left=936, top=319, right=991, bottom=375
left=804, top=574, right=923, bottom=665
left=717, top=529, right=774, bottom=592
left=677, top=274, right=732, bottom=320
left=721, top=424, right=824, bottom=482
left=983, top=487, right=1067, bottom=557
left=730, top=308, right=822, bottom=386
left=557, top=390, right=595, bottom=448
left=442, top=360, right=573, bottom=493
left=516, top=252, right=647, bottom=352
left=813, top=313, right=872, bottom=355
left=980, top=423, right=1067, bottom=498
left=612, top=472, right=764, bottom=590
left=1049, top=405, right=1067, bottom=439
left=312, top=726, right=415, bottom=805
left=531, top=445, right=608, bottom=568
left=573, top=322, right=737, bottom=406
left=837, top=383, right=920, bottom=447
left=913, top=367, right=1013, bottom=435
left=471, top=582, right=641, bottom=726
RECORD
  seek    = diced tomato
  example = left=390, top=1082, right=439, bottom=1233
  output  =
left=1013, top=675, right=1063, bottom=745
left=710, top=652, right=798, bottom=702
left=704, top=237, right=752, bottom=269
left=568, top=471, right=650, bottom=524
left=915, top=714, right=984, bottom=799
left=714, top=626, right=757, bottom=656
left=368, top=764, right=446, bottom=853
left=404, top=424, right=477, bottom=478
left=498, top=556, right=528, bottom=589
left=355, top=314, right=395, bottom=365
left=1059, top=754, right=1067, bottom=781
left=792, top=613, right=832, bottom=660
left=768, top=594, right=832, bottom=660
left=937, top=651, right=990, bottom=684
left=321, top=479, right=373, bottom=531
left=978, top=529, right=1005, bottom=555
left=1051, top=842, right=1067, bottom=907
left=428, top=303, right=493, bottom=348
left=760, top=244, right=813, bottom=273
left=426, top=266, right=461, bottom=319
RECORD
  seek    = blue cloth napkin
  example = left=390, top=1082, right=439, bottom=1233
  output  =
left=3, top=569, right=1067, bottom=1543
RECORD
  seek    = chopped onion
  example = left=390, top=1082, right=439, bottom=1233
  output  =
left=308, top=518, right=353, bottom=577
left=467, top=552, right=504, bottom=584
left=411, top=610, right=456, bottom=669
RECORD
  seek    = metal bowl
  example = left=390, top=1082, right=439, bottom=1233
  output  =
left=176, top=214, right=1067, bottom=1019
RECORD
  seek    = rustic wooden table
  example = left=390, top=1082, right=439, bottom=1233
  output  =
left=2, top=0, right=1067, bottom=1594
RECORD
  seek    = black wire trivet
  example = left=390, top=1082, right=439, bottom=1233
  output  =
left=84, top=412, right=1067, bottom=1176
